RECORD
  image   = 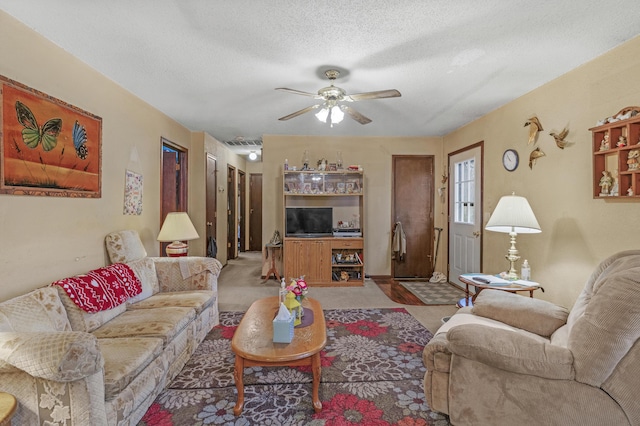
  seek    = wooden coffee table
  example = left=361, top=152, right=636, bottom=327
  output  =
left=231, top=296, right=327, bottom=416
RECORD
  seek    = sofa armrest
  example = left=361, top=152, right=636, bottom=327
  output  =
left=472, top=289, right=569, bottom=337
left=151, top=257, right=221, bottom=292
left=0, top=331, right=103, bottom=381
left=447, top=324, right=575, bottom=380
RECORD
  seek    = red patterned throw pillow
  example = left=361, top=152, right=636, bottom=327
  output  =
left=52, top=263, right=142, bottom=313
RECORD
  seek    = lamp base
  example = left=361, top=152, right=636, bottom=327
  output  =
left=166, top=241, right=188, bottom=257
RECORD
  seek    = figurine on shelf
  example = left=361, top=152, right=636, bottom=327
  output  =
left=302, top=150, right=310, bottom=171
left=599, top=170, right=613, bottom=195
left=627, top=187, right=634, bottom=196
left=617, top=136, right=628, bottom=148
left=317, top=158, right=328, bottom=171
left=627, top=150, right=640, bottom=171
left=599, top=135, right=610, bottom=151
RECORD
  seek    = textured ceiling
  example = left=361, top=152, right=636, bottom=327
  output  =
left=3, top=1, right=640, bottom=154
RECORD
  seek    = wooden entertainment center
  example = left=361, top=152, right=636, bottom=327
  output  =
left=283, top=170, right=364, bottom=286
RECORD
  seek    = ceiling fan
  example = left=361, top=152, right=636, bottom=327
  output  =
left=276, top=69, right=401, bottom=125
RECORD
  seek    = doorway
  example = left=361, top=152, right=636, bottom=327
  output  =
left=227, top=165, right=237, bottom=260
left=160, top=139, right=187, bottom=256
left=206, top=154, right=217, bottom=258
left=391, top=155, right=434, bottom=279
left=238, top=170, right=246, bottom=253
left=448, top=143, right=483, bottom=289
left=249, top=173, right=263, bottom=251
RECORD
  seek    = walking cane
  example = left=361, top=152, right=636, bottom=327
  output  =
left=432, top=227, right=443, bottom=272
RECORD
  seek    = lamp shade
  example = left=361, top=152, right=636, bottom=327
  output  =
left=157, top=212, right=199, bottom=242
left=158, top=212, right=199, bottom=256
left=485, top=194, right=541, bottom=234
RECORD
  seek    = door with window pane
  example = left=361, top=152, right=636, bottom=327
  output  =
left=448, top=144, right=482, bottom=289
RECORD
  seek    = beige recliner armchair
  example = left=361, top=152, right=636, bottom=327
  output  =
left=423, top=250, right=640, bottom=426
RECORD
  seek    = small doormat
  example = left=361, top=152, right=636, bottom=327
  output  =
left=399, top=281, right=465, bottom=305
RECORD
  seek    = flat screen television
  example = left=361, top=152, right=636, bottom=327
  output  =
left=285, top=207, right=333, bottom=237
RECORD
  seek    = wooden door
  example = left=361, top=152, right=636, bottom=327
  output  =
left=206, top=154, right=217, bottom=257
left=249, top=173, right=263, bottom=251
left=392, top=155, right=434, bottom=279
left=238, top=170, right=246, bottom=253
left=227, top=165, right=236, bottom=260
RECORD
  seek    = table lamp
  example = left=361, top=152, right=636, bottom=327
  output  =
left=485, top=193, right=541, bottom=280
left=157, top=212, right=199, bottom=256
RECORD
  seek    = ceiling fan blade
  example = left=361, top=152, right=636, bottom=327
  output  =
left=342, top=106, right=372, bottom=125
left=275, top=88, right=323, bottom=99
left=278, top=104, right=321, bottom=121
left=345, top=89, right=402, bottom=102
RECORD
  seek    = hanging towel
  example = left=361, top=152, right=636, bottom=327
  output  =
left=392, top=221, right=407, bottom=261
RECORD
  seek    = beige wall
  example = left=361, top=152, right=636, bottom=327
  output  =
left=3, top=8, right=639, bottom=310
left=0, top=12, right=239, bottom=301
left=262, top=135, right=444, bottom=277
left=444, top=35, right=640, bottom=308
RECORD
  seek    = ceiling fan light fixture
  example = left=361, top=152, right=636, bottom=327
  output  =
left=277, top=69, right=399, bottom=125
left=315, top=107, right=329, bottom=123
left=330, top=105, right=344, bottom=124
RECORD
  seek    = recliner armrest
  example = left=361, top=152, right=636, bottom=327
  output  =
left=472, top=289, right=569, bottom=337
left=447, top=324, right=575, bottom=380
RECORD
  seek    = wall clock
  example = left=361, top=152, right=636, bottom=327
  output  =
left=502, top=149, right=519, bottom=171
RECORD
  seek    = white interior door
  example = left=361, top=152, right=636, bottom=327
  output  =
left=448, top=146, right=482, bottom=289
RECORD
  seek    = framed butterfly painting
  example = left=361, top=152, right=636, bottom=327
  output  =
left=0, top=75, right=102, bottom=197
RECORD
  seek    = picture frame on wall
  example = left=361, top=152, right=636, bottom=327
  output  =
left=0, top=75, right=102, bottom=197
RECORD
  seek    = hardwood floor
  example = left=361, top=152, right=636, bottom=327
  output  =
left=371, top=276, right=427, bottom=306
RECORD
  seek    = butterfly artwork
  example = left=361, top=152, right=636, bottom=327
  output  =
left=72, top=120, right=89, bottom=159
left=14, top=100, right=62, bottom=152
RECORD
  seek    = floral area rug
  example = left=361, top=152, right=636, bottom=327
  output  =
left=138, top=308, right=450, bottom=426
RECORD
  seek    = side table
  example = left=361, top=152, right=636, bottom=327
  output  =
left=458, top=274, right=541, bottom=307
left=264, top=243, right=282, bottom=282
left=0, top=392, right=17, bottom=426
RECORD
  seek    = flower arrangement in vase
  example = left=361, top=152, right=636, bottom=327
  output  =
left=287, top=276, right=309, bottom=303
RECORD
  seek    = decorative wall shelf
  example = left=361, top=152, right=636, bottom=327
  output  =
left=590, top=108, right=640, bottom=199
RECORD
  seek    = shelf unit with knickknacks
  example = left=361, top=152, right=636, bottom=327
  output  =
left=590, top=111, right=640, bottom=199
left=283, top=170, right=365, bottom=287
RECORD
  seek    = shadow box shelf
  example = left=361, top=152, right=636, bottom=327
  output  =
left=590, top=109, right=640, bottom=199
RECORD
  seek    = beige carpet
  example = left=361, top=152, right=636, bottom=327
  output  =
left=218, top=251, right=458, bottom=333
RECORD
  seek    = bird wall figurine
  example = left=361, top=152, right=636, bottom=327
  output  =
left=524, top=116, right=544, bottom=145
left=529, top=147, right=545, bottom=169
left=550, top=128, right=570, bottom=149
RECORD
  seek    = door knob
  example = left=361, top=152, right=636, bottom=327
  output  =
left=206, top=221, right=213, bottom=226
left=473, top=231, right=481, bottom=237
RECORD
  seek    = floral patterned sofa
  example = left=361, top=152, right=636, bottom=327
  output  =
left=0, top=230, right=222, bottom=425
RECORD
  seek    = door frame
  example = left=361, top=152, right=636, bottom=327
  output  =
left=238, top=170, right=246, bottom=253
left=206, top=154, right=218, bottom=257
left=447, top=142, right=483, bottom=286
left=227, top=165, right=237, bottom=260
left=160, top=138, right=188, bottom=256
